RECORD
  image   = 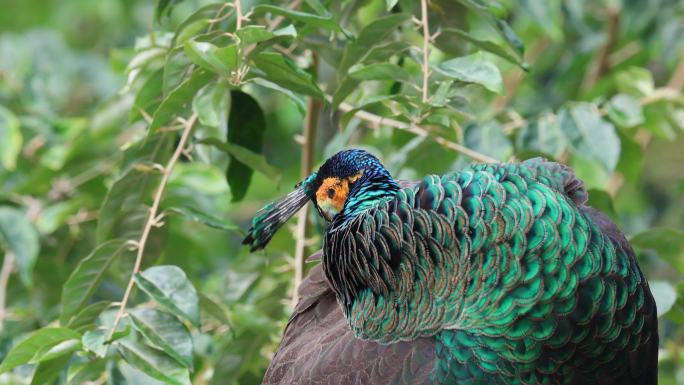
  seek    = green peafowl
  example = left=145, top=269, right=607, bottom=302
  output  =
left=243, top=149, right=658, bottom=385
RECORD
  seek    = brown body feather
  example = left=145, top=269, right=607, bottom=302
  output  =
left=262, top=207, right=658, bottom=385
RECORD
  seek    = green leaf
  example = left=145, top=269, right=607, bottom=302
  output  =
left=237, top=24, right=297, bottom=46
left=82, top=328, right=109, bottom=358
left=129, top=308, right=193, bottom=369
left=516, top=112, right=567, bottom=158
left=518, top=0, right=562, bottom=41
left=134, top=265, right=200, bottom=326
left=337, top=13, right=410, bottom=78
left=156, top=0, right=186, bottom=21
left=117, top=360, right=167, bottom=385
left=199, top=293, right=231, bottom=325
left=0, top=328, right=80, bottom=374
left=441, top=28, right=526, bottom=68
left=96, top=155, right=168, bottom=244
left=131, top=69, right=164, bottom=123
left=492, top=19, right=525, bottom=56
left=192, top=81, right=230, bottom=129
left=172, top=3, right=225, bottom=46
left=666, top=282, right=684, bottom=325
left=251, top=52, right=323, bottom=98
left=0, top=206, right=40, bottom=286
left=454, top=0, right=524, bottom=54
left=430, top=81, right=454, bottom=107
left=349, top=63, right=412, bottom=82
left=333, top=40, right=409, bottom=107
left=614, top=67, right=654, bottom=98
left=183, top=40, right=238, bottom=77
left=35, top=199, right=83, bottom=235
left=304, top=0, right=328, bottom=15
left=361, top=41, right=410, bottom=63
left=463, top=121, right=512, bottom=160
left=31, top=353, right=72, bottom=385
left=67, top=359, right=106, bottom=385
left=236, top=25, right=278, bottom=45
left=434, top=52, right=503, bottom=93
left=558, top=103, right=621, bottom=172
left=251, top=5, right=341, bottom=31
left=116, top=340, right=191, bottom=385
left=642, top=101, right=681, bottom=140
left=586, top=189, right=618, bottom=221
left=166, top=206, right=238, bottom=231
left=0, top=105, right=22, bottom=170
left=224, top=90, right=267, bottom=202
left=649, top=280, right=677, bottom=318
left=162, top=48, right=192, bottom=94
left=616, top=132, right=643, bottom=183
left=199, top=138, right=280, bottom=183
left=249, top=77, right=306, bottom=114
left=149, top=69, right=215, bottom=134
left=32, top=339, right=80, bottom=363
left=67, top=301, right=112, bottom=333
left=631, top=227, right=684, bottom=274
left=61, top=240, right=132, bottom=325
left=126, top=47, right=167, bottom=73
left=606, top=94, right=644, bottom=128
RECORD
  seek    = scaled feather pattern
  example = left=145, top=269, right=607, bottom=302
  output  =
left=245, top=150, right=658, bottom=385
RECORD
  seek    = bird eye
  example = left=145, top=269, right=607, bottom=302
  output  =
left=327, top=188, right=335, bottom=198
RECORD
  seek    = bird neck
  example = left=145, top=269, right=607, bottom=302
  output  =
left=333, top=172, right=399, bottom=228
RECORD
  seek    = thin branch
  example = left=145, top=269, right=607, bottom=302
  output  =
left=242, top=0, right=302, bottom=64
left=420, top=0, right=430, bottom=103
left=292, top=207, right=309, bottom=306
left=234, top=0, right=243, bottom=30
left=581, top=6, right=620, bottom=91
left=338, top=102, right=497, bottom=163
left=606, top=58, right=684, bottom=196
left=107, top=113, right=199, bottom=341
left=606, top=41, right=641, bottom=68
left=501, top=87, right=682, bottom=133
left=0, top=253, right=14, bottom=333
left=266, top=0, right=303, bottom=31
left=667, top=53, right=684, bottom=90
left=292, top=54, right=321, bottom=306
left=491, top=37, right=550, bottom=114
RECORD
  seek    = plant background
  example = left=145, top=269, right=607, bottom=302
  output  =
left=0, top=0, right=683, bottom=384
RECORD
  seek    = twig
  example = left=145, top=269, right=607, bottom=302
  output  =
left=607, top=42, right=641, bottom=68
left=501, top=87, right=682, bottom=133
left=608, top=54, right=684, bottom=193
left=241, top=0, right=302, bottom=64
left=266, top=0, right=303, bottom=31
left=581, top=6, right=620, bottom=91
left=292, top=207, right=309, bottom=306
left=292, top=55, right=321, bottom=306
left=338, top=102, right=497, bottom=163
left=107, top=113, right=199, bottom=341
left=420, top=0, right=430, bottom=103
left=234, top=0, right=243, bottom=30
left=491, top=37, right=550, bottom=114
left=0, top=253, right=14, bottom=333
left=667, top=53, right=684, bottom=90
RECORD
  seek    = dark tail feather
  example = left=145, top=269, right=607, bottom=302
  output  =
left=243, top=186, right=310, bottom=251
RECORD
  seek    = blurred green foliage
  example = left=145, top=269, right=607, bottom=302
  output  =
left=0, top=0, right=683, bottom=384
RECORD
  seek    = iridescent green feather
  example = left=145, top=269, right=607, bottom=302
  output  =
left=323, top=158, right=656, bottom=384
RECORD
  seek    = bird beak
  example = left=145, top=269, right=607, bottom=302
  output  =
left=242, top=174, right=317, bottom=251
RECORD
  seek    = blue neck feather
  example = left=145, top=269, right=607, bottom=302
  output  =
left=335, top=163, right=399, bottom=228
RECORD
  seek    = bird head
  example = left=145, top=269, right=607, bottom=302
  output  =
left=242, top=149, right=398, bottom=251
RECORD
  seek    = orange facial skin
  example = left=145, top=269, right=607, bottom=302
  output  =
left=315, top=171, right=363, bottom=220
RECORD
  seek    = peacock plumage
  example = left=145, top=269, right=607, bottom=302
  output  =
left=244, top=149, right=658, bottom=385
